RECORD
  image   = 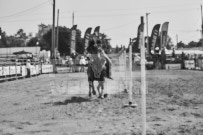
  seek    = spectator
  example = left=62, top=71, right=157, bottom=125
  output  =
left=79, top=56, right=86, bottom=72
left=26, top=59, right=31, bottom=77
left=68, top=58, right=74, bottom=72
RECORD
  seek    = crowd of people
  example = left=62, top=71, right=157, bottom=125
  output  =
left=64, top=53, right=88, bottom=73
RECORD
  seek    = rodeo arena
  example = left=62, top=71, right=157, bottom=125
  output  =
left=1, top=4, right=203, bottom=135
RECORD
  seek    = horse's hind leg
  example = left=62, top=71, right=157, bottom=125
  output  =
left=88, top=81, right=93, bottom=97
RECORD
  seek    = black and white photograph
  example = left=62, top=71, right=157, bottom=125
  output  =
left=0, top=0, right=203, bottom=134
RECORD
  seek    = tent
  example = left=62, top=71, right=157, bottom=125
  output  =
left=13, top=50, right=33, bottom=59
left=13, top=50, right=32, bottom=55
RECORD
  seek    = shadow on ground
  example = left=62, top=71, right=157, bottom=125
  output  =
left=53, top=96, right=91, bottom=106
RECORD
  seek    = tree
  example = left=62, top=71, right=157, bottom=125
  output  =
left=27, top=37, right=38, bottom=47
left=15, top=29, right=27, bottom=39
left=177, top=41, right=186, bottom=49
left=187, top=41, right=197, bottom=48
left=100, top=33, right=112, bottom=54
left=43, top=26, right=72, bottom=55
left=75, top=29, right=84, bottom=54
left=0, top=31, right=8, bottom=48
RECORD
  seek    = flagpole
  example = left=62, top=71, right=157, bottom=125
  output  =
left=201, top=5, right=203, bottom=46
left=72, top=12, right=74, bottom=26
left=140, top=16, right=146, bottom=135
left=56, top=9, right=59, bottom=51
left=146, top=13, right=150, bottom=57
left=52, top=0, right=56, bottom=73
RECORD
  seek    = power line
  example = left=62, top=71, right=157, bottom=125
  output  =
left=0, top=0, right=51, bottom=19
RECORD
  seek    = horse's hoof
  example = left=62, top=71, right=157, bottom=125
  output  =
left=104, top=93, right=108, bottom=98
left=89, top=93, right=92, bottom=97
left=98, top=95, right=104, bottom=99
left=92, top=90, right=96, bottom=95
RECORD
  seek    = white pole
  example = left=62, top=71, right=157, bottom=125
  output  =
left=129, top=40, right=133, bottom=103
left=140, top=16, right=146, bottom=135
left=124, top=48, right=127, bottom=91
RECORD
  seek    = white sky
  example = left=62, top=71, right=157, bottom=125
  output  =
left=0, top=0, right=202, bottom=47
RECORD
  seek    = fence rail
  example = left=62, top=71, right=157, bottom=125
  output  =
left=0, top=64, right=53, bottom=82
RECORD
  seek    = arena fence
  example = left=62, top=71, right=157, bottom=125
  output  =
left=0, top=59, right=53, bottom=82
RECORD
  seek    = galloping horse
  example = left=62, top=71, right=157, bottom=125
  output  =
left=86, top=40, right=110, bottom=98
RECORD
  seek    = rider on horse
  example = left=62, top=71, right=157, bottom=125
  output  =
left=86, top=39, right=113, bottom=80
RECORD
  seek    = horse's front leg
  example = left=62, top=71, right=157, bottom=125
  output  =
left=89, top=81, right=96, bottom=97
left=98, top=81, right=104, bottom=99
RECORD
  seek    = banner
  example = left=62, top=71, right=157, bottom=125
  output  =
left=149, top=24, right=160, bottom=55
left=70, top=25, right=77, bottom=54
left=93, top=26, right=100, bottom=42
left=136, top=24, right=144, bottom=49
left=16, top=66, right=21, bottom=74
left=84, top=27, right=92, bottom=50
left=0, top=67, right=2, bottom=76
left=160, top=22, right=169, bottom=49
left=3, top=66, right=9, bottom=76
left=21, top=66, right=27, bottom=76
left=9, top=66, right=16, bottom=75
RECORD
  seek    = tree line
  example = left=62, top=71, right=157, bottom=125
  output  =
left=0, top=24, right=112, bottom=56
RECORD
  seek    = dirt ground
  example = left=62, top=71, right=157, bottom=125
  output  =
left=0, top=69, right=203, bottom=135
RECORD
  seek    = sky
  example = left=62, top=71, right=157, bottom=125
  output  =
left=0, top=0, right=203, bottom=47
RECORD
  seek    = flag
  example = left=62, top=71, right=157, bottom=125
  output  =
left=136, top=23, right=144, bottom=49
left=84, top=27, right=92, bottom=50
left=160, top=22, right=169, bottom=49
left=70, top=25, right=77, bottom=54
left=93, top=26, right=100, bottom=42
left=149, top=24, right=160, bottom=55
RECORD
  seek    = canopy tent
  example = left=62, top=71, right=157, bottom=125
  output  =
left=13, top=50, right=32, bottom=55
left=13, top=50, right=33, bottom=58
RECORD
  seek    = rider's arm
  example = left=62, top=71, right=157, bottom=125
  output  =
left=100, top=49, right=112, bottom=65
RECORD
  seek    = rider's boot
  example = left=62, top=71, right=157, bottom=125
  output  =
left=105, top=60, right=113, bottom=80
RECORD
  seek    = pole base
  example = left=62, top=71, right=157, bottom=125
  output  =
left=123, top=102, right=137, bottom=108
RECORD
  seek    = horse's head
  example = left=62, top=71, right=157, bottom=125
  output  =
left=86, top=39, right=102, bottom=54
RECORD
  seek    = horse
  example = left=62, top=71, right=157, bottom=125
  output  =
left=86, top=40, right=109, bottom=99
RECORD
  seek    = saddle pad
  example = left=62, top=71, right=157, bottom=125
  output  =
left=89, top=56, right=106, bottom=78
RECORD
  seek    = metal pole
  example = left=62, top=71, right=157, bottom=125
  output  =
left=72, top=12, right=74, bottom=26
left=52, top=0, right=56, bottom=72
left=123, top=40, right=137, bottom=108
left=201, top=5, right=203, bottom=47
left=129, top=38, right=132, bottom=103
left=176, top=34, right=178, bottom=47
left=56, top=9, right=59, bottom=51
left=146, top=13, right=150, bottom=57
left=141, top=16, right=146, bottom=135
left=124, top=48, right=127, bottom=92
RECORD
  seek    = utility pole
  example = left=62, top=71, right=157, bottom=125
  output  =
left=201, top=5, right=203, bottom=47
left=176, top=34, right=178, bottom=49
left=52, top=0, right=56, bottom=72
left=0, top=27, right=2, bottom=39
left=176, top=34, right=178, bottom=45
left=72, top=12, right=74, bottom=26
left=146, top=13, right=150, bottom=57
left=201, top=5, right=203, bottom=38
left=56, top=9, right=59, bottom=51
